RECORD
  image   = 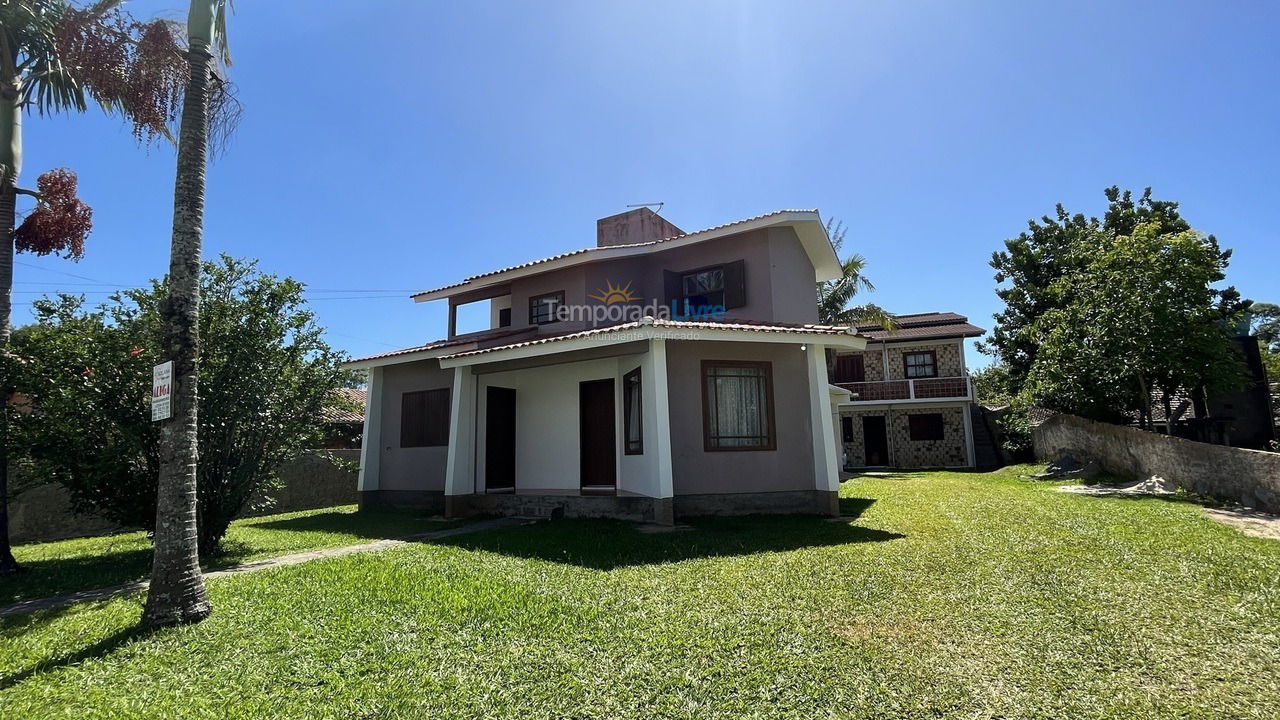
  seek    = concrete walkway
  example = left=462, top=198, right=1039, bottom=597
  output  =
left=0, top=516, right=534, bottom=618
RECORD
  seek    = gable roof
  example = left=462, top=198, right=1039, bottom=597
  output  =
left=410, top=209, right=841, bottom=302
left=855, top=312, right=985, bottom=341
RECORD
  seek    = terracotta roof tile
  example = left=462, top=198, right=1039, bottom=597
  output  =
left=412, top=209, right=820, bottom=299
left=856, top=312, right=985, bottom=341
left=347, top=326, right=533, bottom=364
left=441, top=317, right=859, bottom=360
left=321, top=387, right=366, bottom=423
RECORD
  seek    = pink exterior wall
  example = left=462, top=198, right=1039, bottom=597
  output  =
left=664, top=340, right=817, bottom=495
left=378, top=359, right=453, bottom=492
left=447, top=226, right=819, bottom=340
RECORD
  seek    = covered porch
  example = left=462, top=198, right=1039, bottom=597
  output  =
left=435, top=319, right=865, bottom=524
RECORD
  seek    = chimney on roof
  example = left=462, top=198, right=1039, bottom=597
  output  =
left=596, top=207, right=684, bottom=248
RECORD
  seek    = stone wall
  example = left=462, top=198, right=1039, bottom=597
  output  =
left=1033, top=413, right=1280, bottom=513
left=8, top=449, right=360, bottom=545
left=883, top=342, right=965, bottom=381
left=840, top=405, right=969, bottom=468
left=890, top=406, right=968, bottom=467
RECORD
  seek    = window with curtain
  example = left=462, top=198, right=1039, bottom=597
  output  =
left=623, top=367, right=643, bottom=455
left=702, top=361, right=775, bottom=451
left=903, top=351, right=938, bottom=378
left=401, top=388, right=451, bottom=447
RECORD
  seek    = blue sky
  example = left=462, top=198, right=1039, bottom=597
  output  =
left=15, top=0, right=1280, bottom=367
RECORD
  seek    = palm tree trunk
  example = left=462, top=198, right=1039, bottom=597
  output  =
left=141, top=33, right=215, bottom=626
left=0, top=80, right=22, bottom=576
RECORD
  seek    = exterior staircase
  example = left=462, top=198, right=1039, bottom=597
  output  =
left=970, top=404, right=1003, bottom=470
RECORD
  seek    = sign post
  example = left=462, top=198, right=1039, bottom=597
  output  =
left=152, top=361, right=173, bottom=422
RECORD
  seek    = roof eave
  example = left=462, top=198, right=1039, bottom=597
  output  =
left=411, top=210, right=839, bottom=302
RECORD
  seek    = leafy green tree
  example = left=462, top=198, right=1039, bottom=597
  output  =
left=970, top=362, right=1014, bottom=406
left=1248, top=302, right=1280, bottom=353
left=980, top=187, right=1195, bottom=394
left=0, top=0, right=190, bottom=576
left=1023, top=223, right=1246, bottom=424
left=11, top=257, right=353, bottom=560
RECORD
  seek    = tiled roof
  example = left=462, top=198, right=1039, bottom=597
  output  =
left=855, top=312, right=985, bottom=341
left=321, top=387, right=366, bottom=424
left=348, top=326, right=533, bottom=364
left=440, top=317, right=860, bottom=360
left=412, top=209, right=819, bottom=299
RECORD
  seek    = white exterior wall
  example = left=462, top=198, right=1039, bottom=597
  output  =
left=473, top=354, right=663, bottom=496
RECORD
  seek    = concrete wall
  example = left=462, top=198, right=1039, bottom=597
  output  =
left=9, top=450, right=360, bottom=545
left=378, top=359, right=453, bottom=493
left=665, top=340, right=816, bottom=494
left=1034, top=412, right=1280, bottom=512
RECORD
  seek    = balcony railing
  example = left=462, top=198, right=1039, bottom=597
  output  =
left=835, top=375, right=973, bottom=403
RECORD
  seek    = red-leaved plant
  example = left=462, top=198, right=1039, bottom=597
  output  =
left=14, top=169, right=93, bottom=260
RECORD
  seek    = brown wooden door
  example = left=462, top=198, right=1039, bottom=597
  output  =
left=863, top=415, right=889, bottom=466
left=485, top=386, right=516, bottom=491
left=579, top=379, right=617, bottom=490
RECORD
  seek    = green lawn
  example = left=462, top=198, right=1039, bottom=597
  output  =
left=2, top=504, right=456, bottom=605
left=3, top=467, right=1279, bottom=719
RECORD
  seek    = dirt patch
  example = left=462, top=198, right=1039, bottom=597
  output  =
left=1203, top=507, right=1280, bottom=540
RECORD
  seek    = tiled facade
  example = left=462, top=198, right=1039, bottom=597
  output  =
left=840, top=405, right=969, bottom=469
left=847, top=341, right=966, bottom=382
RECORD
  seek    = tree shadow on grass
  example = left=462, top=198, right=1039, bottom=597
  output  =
left=0, top=547, right=155, bottom=607
left=0, top=618, right=155, bottom=691
left=241, top=508, right=445, bottom=540
left=433, top=505, right=902, bottom=571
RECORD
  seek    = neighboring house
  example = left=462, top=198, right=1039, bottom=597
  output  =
left=344, top=208, right=865, bottom=524
left=319, top=387, right=367, bottom=449
left=832, top=313, right=986, bottom=469
left=1136, top=335, right=1276, bottom=450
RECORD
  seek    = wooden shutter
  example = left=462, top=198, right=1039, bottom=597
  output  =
left=834, top=354, right=865, bottom=383
left=663, top=270, right=682, bottom=312
left=723, top=259, right=746, bottom=309
left=424, top=388, right=451, bottom=446
left=401, top=392, right=426, bottom=447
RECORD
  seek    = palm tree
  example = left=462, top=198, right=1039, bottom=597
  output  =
left=817, top=218, right=895, bottom=329
left=141, top=0, right=232, bottom=626
left=0, top=0, right=187, bottom=575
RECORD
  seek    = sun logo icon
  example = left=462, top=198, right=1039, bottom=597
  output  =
left=589, top=280, right=641, bottom=305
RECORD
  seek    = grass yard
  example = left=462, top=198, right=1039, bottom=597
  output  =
left=2, top=505, right=457, bottom=605
left=2, top=466, right=1279, bottom=719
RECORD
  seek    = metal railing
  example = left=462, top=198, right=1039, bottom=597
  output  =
left=836, top=375, right=973, bottom=403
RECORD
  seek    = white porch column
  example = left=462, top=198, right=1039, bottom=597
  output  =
left=649, top=338, right=675, bottom=498
left=444, top=365, right=478, bottom=496
left=357, top=367, right=384, bottom=492
left=806, top=344, right=840, bottom=492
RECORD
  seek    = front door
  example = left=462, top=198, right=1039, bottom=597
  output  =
left=863, top=415, right=889, bottom=466
left=579, top=379, right=617, bottom=491
left=485, top=386, right=516, bottom=491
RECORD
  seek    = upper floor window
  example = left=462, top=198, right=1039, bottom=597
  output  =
left=903, top=351, right=938, bottom=379
left=665, top=260, right=746, bottom=317
left=529, top=291, right=564, bottom=325
left=682, top=267, right=725, bottom=315
left=497, top=307, right=511, bottom=328
left=702, top=360, right=775, bottom=451
left=401, top=388, right=451, bottom=447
